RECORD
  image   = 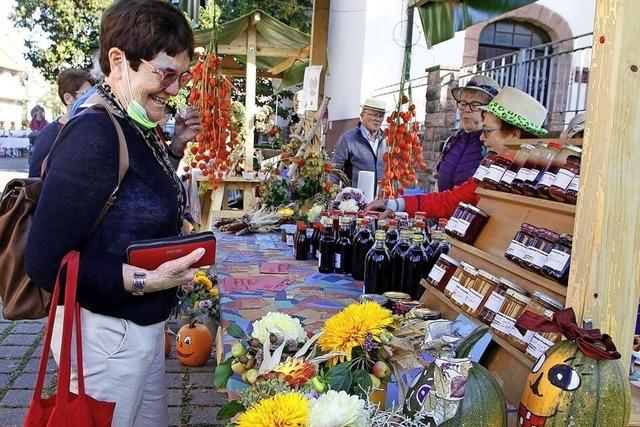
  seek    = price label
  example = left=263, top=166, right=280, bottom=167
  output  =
left=523, top=247, right=548, bottom=268
left=428, top=264, right=446, bottom=283
left=286, top=234, right=294, bottom=246
left=445, top=218, right=459, bottom=232
left=484, top=165, right=507, bottom=183
left=472, top=165, right=489, bottom=181
left=484, top=291, right=505, bottom=313
left=490, top=313, right=516, bottom=335
left=444, top=277, right=461, bottom=294
left=553, top=168, right=576, bottom=190
left=526, top=334, right=555, bottom=360
left=538, top=171, right=556, bottom=188
left=464, top=288, right=484, bottom=312
left=334, top=253, right=342, bottom=269
left=527, top=168, right=541, bottom=182
left=455, top=219, right=471, bottom=237
left=510, top=328, right=535, bottom=346
left=568, top=175, right=580, bottom=192
left=544, top=249, right=571, bottom=272
left=500, top=170, right=517, bottom=185
left=514, top=168, right=531, bottom=182
left=451, top=285, right=468, bottom=305
left=505, top=240, right=528, bottom=260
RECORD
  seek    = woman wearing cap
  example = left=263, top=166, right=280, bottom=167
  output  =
left=367, top=87, right=547, bottom=218
left=437, top=75, right=501, bottom=191
left=331, top=98, right=387, bottom=190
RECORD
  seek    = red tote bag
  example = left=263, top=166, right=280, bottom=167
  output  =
left=24, top=251, right=116, bottom=427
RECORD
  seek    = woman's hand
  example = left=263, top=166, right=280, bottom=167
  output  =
left=123, top=248, right=205, bottom=293
left=171, top=108, right=203, bottom=154
left=365, top=199, right=394, bottom=220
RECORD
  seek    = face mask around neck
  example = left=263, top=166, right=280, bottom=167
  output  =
left=117, top=53, right=159, bottom=130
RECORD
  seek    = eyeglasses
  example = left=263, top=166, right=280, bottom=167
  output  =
left=481, top=127, right=502, bottom=137
left=140, top=59, right=192, bottom=88
left=364, top=111, right=384, bottom=120
left=457, top=100, right=486, bottom=112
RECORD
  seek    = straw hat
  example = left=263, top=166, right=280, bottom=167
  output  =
left=451, top=75, right=500, bottom=101
left=480, top=87, right=548, bottom=136
left=361, top=98, right=387, bottom=113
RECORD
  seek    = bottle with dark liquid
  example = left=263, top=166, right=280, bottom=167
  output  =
left=425, top=231, right=451, bottom=276
left=364, top=230, right=391, bottom=294
left=318, top=223, right=335, bottom=274
left=414, top=220, right=431, bottom=248
left=294, top=222, right=309, bottom=261
left=351, top=219, right=374, bottom=280
left=335, top=218, right=353, bottom=274
left=311, top=221, right=322, bottom=259
left=401, top=234, right=429, bottom=299
left=385, top=219, right=399, bottom=252
left=390, top=229, right=412, bottom=291
left=331, top=210, right=341, bottom=241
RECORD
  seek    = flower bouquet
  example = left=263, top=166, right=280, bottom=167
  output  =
left=177, top=271, right=220, bottom=335
left=331, top=187, right=367, bottom=213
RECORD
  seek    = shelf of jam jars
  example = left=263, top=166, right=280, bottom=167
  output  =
left=449, top=239, right=567, bottom=301
left=475, top=187, right=576, bottom=216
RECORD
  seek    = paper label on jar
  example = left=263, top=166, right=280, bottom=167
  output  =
left=491, top=313, right=516, bottom=335
left=445, top=218, right=459, bottom=232
left=428, top=264, right=446, bottom=283
left=451, top=285, right=469, bottom=305
left=568, top=175, right=580, bottom=192
left=526, top=333, right=555, bottom=360
left=510, top=328, right=535, bottom=345
left=500, top=170, right=517, bottom=185
left=538, top=171, right=556, bottom=188
left=553, top=168, right=576, bottom=190
left=334, top=253, right=341, bottom=269
left=484, top=292, right=506, bottom=313
left=523, top=247, right=549, bottom=268
left=286, top=234, right=294, bottom=246
left=464, top=288, right=484, bottom=312
left=544, top=249, right=571, bottom=272
left=505, top=240, right=528, bottom=260
left=485, top=165, right=507, bottom=183
left=515, top=168, right=531, bottom=182
left=526, top=168, right=541, bottom=182
left=454, top=219, right=471, bottom=237
left=444, top=277, right=461, bottom=294
left=472, top=165, right=489, bottom=181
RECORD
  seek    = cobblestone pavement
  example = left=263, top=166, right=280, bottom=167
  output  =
left=0, top=307, right=228, bottom=426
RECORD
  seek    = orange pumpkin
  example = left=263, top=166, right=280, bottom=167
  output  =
left=164, top=329, right=171, bottom=358
left=176, top=321, right=212, bottom=366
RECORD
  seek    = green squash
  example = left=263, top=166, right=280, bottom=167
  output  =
left=518, top=340, right=630, bottom=427
left=404, top=325, right=507, bottom=426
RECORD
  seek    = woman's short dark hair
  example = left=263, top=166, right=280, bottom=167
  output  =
left=501, top=121, right=538, bottom=139
left=99, top=0, right=195, bottom=76
left=57, top=69, right=94, bottom=103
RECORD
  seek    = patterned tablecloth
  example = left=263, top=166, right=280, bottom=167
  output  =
left=215, top=231, right=363, bottom=369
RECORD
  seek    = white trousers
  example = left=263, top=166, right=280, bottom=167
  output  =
left=50, top=307, right=168, bottom=427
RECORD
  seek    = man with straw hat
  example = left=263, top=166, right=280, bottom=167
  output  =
left=331, top=97, right=387, bottom=190
left=367, top=86, right=548, bottom=218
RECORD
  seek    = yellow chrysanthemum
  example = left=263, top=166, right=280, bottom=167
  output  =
left=237, top=392, right=308, bottom=427
left=194, top=275, right=213, bottom=288
left=209, top=287, right=219, bottom=298
left=318, top=302, right=394, bottom=367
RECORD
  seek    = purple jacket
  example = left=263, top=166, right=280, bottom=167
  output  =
left=437, top=129, right=484, bottom=191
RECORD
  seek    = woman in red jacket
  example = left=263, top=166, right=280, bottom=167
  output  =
left=367, top=86, right=548, bottom=218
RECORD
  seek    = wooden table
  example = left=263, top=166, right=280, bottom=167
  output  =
left=197, top=176, right=262, bottom=231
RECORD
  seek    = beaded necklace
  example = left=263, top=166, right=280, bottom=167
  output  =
left=96, top=83, right=185, bottom=230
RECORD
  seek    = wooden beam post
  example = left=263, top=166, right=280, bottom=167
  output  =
left=566, top=0, right=640, bottom=364
left=244, top=13, right=258, bottom=171
left=309, top=0, right=330, bottom=99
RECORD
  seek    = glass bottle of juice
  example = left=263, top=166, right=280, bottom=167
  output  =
left=318, top=224, right=335, bottom=274
left=351, top=219, right=374, bottom=281
left=335, top=218, right=353, bottom=274
left=311, top=221, right=321, bottom=259
left=294, top=222, right=309, bottom=261
left=425, top=231, right=451, bottom=276
left=401, top=234, right=429, bottom=299
left=364, top=230, right=391, bottom=294
left=385, top=219, right=399, bottom=252
left=390, top=229, right=412, bottom=291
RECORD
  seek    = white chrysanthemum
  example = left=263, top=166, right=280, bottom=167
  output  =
left=338, top=199, right=359, bottom=213
left=251, top=312, right=307, bottom=344
left=307, top=204, right=324, bottom=222
left=308, top=390, right=367, bottom=427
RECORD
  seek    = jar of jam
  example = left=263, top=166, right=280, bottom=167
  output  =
left=565, top=174, right=580, bottom=204
left=472, top=151, right=498, bottom=183
left=382, top=291, right=411, bottom=314
left=549, top=155, right=581, bottom=203
left=463, top=269, right=499, bottom=316
left=443, top=261, right=475, bottom=298
left=535, top=145, right=582, bottom=199
left=526, top=314, right=564, bottom=361
left=359, top=293, right=389, bottom=307
left=498, top=144, right=535, bottom=192
left=505, top=223, right=539, bottom=264
left=444, top=203, right=467, bottom=237
left=394, top=212, right=409, bottom=230
left=541, top=234, right=572, bottom=284
left=452, top=205, right=473, bottom=238
left=479, top=278, right=528, bottom=325
left=510, top=141, right=547, bottom=194
left=509, top=291, right=563, bottom=351
left=412, top=308, right=441, bottom=320
left=481, top=152, right=514, bottom=190
left=490, top=289, right=531, bottom=340
left=521, top=228, right=559, bottom=272
left=521, top=141, right=563, bottom=197
left=425, top=254, right=460, bottom=292
left=414, top=211, right=427, bottom=223
left=457, top=205, right=489, bottom=245
left=450, top=264, right=478, bottom=307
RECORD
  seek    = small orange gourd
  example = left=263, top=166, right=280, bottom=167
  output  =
left=176, top=320, right=212, bottom=366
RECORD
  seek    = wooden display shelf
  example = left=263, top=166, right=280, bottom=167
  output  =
left=475, top=188, right=576, bottom=216
left=449, top=240, right=567, bottom=302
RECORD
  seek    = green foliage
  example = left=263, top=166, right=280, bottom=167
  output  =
left=11, top=0, right=110, bottom=82
left=218, top=0, right=313, bottom=33
left=198, top=0, right=221, bottom=30
left=237, top=378, right=303, bottom=409
left=227, top=322, right=246, bottom=340
left=216, top=400, right=245, bottom=421
left=213, top=359, right=234, bottom=388
left=327, top=361, right=352, bottom=392
left=262, top=179, right=289, bottom=208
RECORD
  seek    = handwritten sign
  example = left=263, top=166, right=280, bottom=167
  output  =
left=223, top=276, right=293, bottom=292
left=260, top=263, right=291, bottom=274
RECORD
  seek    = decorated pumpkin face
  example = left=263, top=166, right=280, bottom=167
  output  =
left=176, top=322, right=212, bottom=367
left=519, top=340, right=630, bottom=427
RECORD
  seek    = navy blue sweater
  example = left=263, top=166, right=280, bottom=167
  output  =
left=28, top=120, right=62, bottom=178
left=25, top=111, right=181, bottom=325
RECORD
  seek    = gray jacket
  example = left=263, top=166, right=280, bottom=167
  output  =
left=330, top=126, right=386, bottom=190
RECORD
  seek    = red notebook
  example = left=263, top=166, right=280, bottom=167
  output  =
left=126, top=231, right=216, bottom=270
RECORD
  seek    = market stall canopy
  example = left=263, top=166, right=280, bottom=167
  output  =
left=193, top=10, right=310, bottom=90
left=414, top=0, right=536, bottom=48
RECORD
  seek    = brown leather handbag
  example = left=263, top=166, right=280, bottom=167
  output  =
left=0, top=101, right=129, bottom=320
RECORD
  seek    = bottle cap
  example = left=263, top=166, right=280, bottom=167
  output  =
left=375, top=230, right=386, bottom=240
left=412, top=234, right=423, bottom=243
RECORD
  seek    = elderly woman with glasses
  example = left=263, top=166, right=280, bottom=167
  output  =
left=367, top=86, right=546, bottom=219
left=25, top=1, right=203, bottom=424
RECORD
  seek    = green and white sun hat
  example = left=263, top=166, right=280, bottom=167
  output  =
left=480, top=87, right=548, bottom=136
